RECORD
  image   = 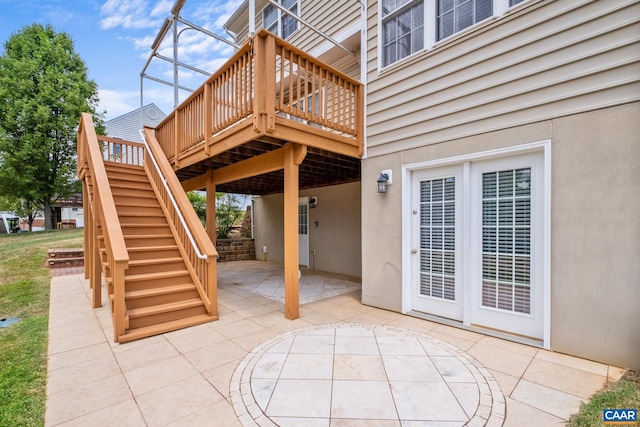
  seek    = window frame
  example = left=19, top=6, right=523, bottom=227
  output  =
left=379, top=0, right=530, bottom=70
left=262, top=0, right=301, bottom=40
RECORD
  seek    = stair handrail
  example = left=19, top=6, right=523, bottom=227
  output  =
left=77, top=112, right=129, bottom=340
left=139, top=129, right=207, bottom=260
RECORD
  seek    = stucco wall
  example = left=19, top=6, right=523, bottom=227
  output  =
left=549, top=103, right=640, bottom=369
left=362, top=103, right=640, bottom=369
left=253, top=181, right=362, bottom=278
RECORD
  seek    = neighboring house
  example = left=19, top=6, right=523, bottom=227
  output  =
left=105, top=103, right=166, bottom=143
left=222, top=0, right=639, bottom=369
left=68, top=104, right=167, bottom=228
left=55, top=194, right=84, bottom=228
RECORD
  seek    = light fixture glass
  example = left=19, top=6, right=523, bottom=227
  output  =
left=377, top=173, right=389, bottom=193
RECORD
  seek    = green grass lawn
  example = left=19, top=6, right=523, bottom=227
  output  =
left=569, top=369, right=640, bottom=427
left=0, top=228, right=84, bottom=427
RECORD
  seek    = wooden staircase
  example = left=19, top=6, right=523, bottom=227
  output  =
left=99, top=162, right=213, bottom=342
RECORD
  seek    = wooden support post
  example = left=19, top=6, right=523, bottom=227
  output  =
left=206, top=170, right=216, bottom=244
left=263, top=34, right=276, bottom=133
left=253, top=34, right=264, bottom=133
left=283, top=143, right=306, bottom=320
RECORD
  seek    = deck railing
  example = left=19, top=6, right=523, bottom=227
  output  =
left=154, top=30, right=363, bottom=162
left=141, top=127, right=218, bottom=314
left=77, top=112, right=129, bottom=339
left=77, top=113, right=218, bottom=341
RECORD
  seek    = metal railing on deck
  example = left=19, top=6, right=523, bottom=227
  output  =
left=154, top=30, right=363, bottom=161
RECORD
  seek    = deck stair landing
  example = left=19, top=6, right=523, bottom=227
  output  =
left=102, top=162, right=212, bottom=342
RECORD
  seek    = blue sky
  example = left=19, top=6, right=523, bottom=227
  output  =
left=0, top=0, right=243, bottom=120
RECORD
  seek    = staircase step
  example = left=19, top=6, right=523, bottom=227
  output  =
left=110, top=187, right=155, bottom=199
left=112, top=190, right=156, bottom=200
left=124, top=269, right=190, bottom=283
left=127, top=299, right=208, bottom=329
left=117, top=313, right=216, bottom=343
left=47, top=248, right=84, bottom=259
left=123, top=234, right=177, bottom=247
left=103, top=257, right=184, bottom=272
left=126, top=257, right=186, bottom=275
left=124, top=283, right=200, bottom=309
left=125, top=245, right=181, bottom=260
left=115, top=198, right=160, bottom=208
left=49, top=257, right=84, bottom=268
left=121, top=226, right=169, bottom=236
left=118, top=210, right=165, bottom=218
left=105, top=169, right=147, bottom=180
left=129, top=256, right=183, bottom=266
left=125, top=283, right=196, bottom=300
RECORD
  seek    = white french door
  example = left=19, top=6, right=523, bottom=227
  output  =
left=411, top=166, right=463, bottom=320
left=468, top=154, right=544, bottom=339
left=410, top=151, right=546, bottom=340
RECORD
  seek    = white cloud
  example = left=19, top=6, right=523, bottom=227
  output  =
left=99, top=88, right=141, bottom=120
left=99, top=0, right=245, bottom=116
left=99, top=86, right=176, bottom=121
left=99, top=0, right=164, bottom=30
left=150, top=0, right=173, bottom=17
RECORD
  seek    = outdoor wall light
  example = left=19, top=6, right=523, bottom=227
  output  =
left=377, top=169, right=393, bottom=193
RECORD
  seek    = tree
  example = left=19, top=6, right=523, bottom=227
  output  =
left=0, top=24, right=104, bottom=230
left=187, top=191, right=206, bottom=226
left=216, top=193, right=246, bottom=239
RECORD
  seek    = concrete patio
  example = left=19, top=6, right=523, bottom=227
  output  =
left=45, top=261, right=625, bottom=426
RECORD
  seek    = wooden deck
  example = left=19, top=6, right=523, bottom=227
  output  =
left=152, top=30, right=364, bottom=196
left=143, top=31, right=365, bottom=323
left=77, top=31, right=364, bottom=341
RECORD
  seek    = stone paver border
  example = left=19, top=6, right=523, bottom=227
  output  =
left=230, top=323, right=505, bottom=426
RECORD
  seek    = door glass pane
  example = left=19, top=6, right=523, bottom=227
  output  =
left=481, top=168, right=531, bottom=313
left=298, top=204, right=308, bottom=235
left=420, top=177, right=455, bottom=300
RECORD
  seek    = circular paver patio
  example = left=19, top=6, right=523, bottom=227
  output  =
left=230, top=323, right=505, bottom=426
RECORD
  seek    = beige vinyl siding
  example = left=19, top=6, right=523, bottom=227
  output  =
left=366, top=0, right=640, bottom=157
left=287, top=0, right=360, bottom=56
left=227, top=0, right=361, bottom=67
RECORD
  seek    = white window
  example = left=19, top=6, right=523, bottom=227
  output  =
left=436, top=0, right=492, bottom=41
left=381, top=0, right=425, bottom=67
left=381, top=0, right=528, bottom=67
left=263, top=0, right=299, bottom=39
